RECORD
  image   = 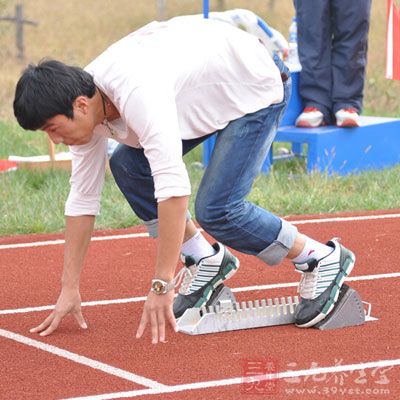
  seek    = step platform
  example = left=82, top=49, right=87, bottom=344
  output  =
left=202, top=116, right=400, bottom=175
left=176, top=284, right=376, bottom=335
left=270, top=116, right=400, bottom=175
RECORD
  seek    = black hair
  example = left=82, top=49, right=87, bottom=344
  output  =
left=13, top=59, right=96, bottom=130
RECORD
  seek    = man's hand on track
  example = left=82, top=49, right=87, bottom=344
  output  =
left=136, top=290, right=177, bottom=344
left=29, top=287, right=87, bottom=336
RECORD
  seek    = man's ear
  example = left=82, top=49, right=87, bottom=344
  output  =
left=73, top=96, right=90, bottom=114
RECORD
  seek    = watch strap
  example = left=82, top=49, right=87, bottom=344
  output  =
left=151, top=278, right=175, bottom=294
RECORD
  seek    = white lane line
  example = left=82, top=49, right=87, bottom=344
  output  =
left=1, top=271, right=399, bottom=316
left=231, top=271, right=400, bottom=294
left=2, top=213, right=400, bottom=251
left=292, top=213, right=400, bottom=225
left=62, top=358, right=400, bottom=399
left=0, top=328, right=167, bottom=390
left=0, top=296, right=148, bottom=315
left=0, top=232, right=149, bottom=250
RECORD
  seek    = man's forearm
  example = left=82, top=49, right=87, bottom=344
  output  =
left=155, top=196, right=189, bottom=281
left=62, top=215, right=95, bottom=288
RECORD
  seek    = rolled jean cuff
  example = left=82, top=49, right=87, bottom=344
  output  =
left=144, top=210, right=192, bottom=238
left=256, top=219, right=298, bottom=265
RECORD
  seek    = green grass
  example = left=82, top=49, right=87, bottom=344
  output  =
left=0, top=167, right=142, bottom=235
left=1, top=121, right=399, bottom=236
left=249, top=159, right=400, bottom=216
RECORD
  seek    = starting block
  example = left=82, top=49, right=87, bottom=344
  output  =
left=177, top=284, right=376, bottom=335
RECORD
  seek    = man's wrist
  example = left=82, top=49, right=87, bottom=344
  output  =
left=151, top=278, right=175, bottom=295
left=61, top=277, right=80, bottom=289
left=154, top=264, right=175, bottom=282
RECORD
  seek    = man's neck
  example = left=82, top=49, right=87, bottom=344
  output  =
left=96, top=88, right=120, bottom=122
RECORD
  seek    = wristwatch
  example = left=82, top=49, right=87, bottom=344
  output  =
left=151, top=278, right=175, bottom=295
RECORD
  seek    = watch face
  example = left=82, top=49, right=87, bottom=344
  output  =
left=153, top=280, right=164, bottom=293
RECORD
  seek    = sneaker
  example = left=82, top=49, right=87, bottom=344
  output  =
left=173, top=243, right=239, bottom=318
left=335, top=108, right=360, bottom=127
left=295, top=107, right=325, bottom=128
left=293, top=238, right=355, bottom=328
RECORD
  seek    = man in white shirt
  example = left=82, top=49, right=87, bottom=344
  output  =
left=14, top=16, right=355, bottom=344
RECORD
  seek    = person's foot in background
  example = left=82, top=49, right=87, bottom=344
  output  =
left=295, top=107, right=325, bottom=128
left=335, top=108, right=360, bottom=127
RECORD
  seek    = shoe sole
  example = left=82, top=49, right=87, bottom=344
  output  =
left=337, top=119, right=359, bottom=128
left=193, top=257, right=240, bottom=309
left=295, top=251, right=356, bottom=328
left=296, top=120, right=323, bottom=128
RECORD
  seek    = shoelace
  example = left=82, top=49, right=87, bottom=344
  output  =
left=297, top=270, right=318, bottom=299
left=173, top=263, right=199, bottom=295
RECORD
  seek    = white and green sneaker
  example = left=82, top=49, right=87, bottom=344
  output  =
left=294, top=238, right=355, bottom=328
left=173, top=243, right=239, bottom=318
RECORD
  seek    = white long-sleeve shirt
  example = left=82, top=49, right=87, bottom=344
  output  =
left=65, top=16, right=283, bottom=216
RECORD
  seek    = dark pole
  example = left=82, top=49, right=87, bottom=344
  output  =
left=15, top=4, right=24, bottom=60
left=217, top=0, right=225, bottom=11
left=0, top=4, right=38, bottom=60
left=157, top=0, right=166, bottom=21
left=268, top=0, right=276, bottom=11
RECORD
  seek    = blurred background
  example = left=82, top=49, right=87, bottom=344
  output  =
left=0, top=0, right=399, bottom=121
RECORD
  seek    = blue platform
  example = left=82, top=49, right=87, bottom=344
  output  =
left=202, top=72, right=400, bottom=176
left=273, top=116, right=400, bottom=175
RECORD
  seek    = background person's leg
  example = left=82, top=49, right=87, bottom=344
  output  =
left=296, top=0, right=333, bottom=122
left=331, top=0, right=372, bottom=114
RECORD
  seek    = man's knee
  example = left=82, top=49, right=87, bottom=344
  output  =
left=195, top=199, right=228, bottom=234
left=109, top=145, right=150, bottom=180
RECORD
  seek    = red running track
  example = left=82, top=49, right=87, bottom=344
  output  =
left=1, top=209, right=400, bottom=399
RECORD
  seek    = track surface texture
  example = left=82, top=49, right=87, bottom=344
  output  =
left=1, top=209, right=399, bottom=399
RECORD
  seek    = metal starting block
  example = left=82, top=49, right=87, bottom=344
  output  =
left=177, top=284, right=376, bottom=335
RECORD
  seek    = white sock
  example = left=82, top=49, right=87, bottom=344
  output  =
left=291, top=236, right=333, bottom=264
left=181, top=231, right=216, bottom=263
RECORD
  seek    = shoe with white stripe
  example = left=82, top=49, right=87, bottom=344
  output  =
left=173, top=243, right=239, bottom=318
left=294, top=238, right=355, bottom=328
left=295, top=107, right=325, bottom=128
left=335, top=108, right=360, bottom=127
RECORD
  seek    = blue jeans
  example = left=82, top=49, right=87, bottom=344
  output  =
left=110, top=56, right=298, bottom=265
